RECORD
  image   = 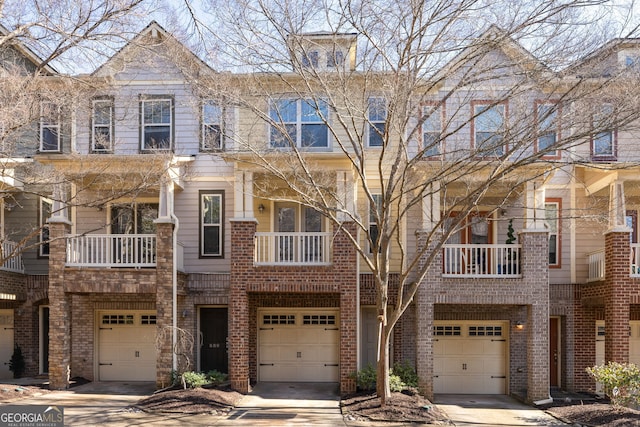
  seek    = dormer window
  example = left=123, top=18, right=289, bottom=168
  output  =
left=327, top=50, right=344, bottom=68
left=301, top=51, right=319, bottom=68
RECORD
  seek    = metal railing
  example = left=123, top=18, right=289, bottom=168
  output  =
left=442, top=244, right=522, bottom=277
left=631, top=244, right=640, bottom=278
left=587, top=249, right=606, bottom=282
left=1, top=240, right=24, bottom=273
left=254, top=232, right=332, bottom=266
left=66, top=234, right=156, bottom=268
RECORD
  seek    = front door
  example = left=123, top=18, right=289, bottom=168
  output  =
left=200, top=308, right=228, bottom=374
left=549, top=317, right=559, bottom=387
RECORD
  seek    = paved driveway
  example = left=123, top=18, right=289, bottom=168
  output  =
left=434, top=394, right=569, bottom=426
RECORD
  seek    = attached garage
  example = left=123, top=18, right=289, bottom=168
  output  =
left=0, top=310, right=13, bottom=380
left=595, top=320, right=640, bottom=366
left=97, top=311, right=157, bottom=381
left=433, top=321, right=508, bottom=394
left=258, top=309, right=339, bottom=382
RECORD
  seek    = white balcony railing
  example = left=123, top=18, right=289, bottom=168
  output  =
left=254, top=232, right=332, bottom=266
left=66, top=234, right=156, bottom=268
left=1, top=240, right=24, bottom=273
left=587, top=249, right=606, bottom=282
left=442, top=244, right=522, bottom=278
left=631, top=244, right=640, bottom=278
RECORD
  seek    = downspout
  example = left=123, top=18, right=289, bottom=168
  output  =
left=170, top=187, right=179, bottom=374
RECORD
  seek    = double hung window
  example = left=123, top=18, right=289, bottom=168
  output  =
left=200, top=191, right=223, bottom=257
left=141, top=97, right=172, bottom=150
left=40, top=102, right=61, bottom=152
left=368, top=97, right=386, bottom=147
left=536, top=102, right=559, bottom=158
left=473, top=103, right=505, bottom=157
left=270, top=99, right=329, bottom=149
left=422, top=104, right=442, bottom=157
left=92, top=99, right=113, bottom=152
left=545, top=200, right=560, bottom=267
left=592, top=104, right=615, bottom=160
left=39, top=197, right=52, bottom=257
left=369, top=194, right=382, bottom=253
left=202, top=101, right=223, bottom=151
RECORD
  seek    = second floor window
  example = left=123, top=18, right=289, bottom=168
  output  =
left=270, top=99, right=329, bottom=149
left=368, top=97, right=386, bottom=147
left=141, top=97, right=172, bottom=151
left=422, top=104, right=442, bottom=157
left=39, top=197, right=52, bottom=257
left=92, top=99, right=113, bottom=152
left=40, top=102, right=61, bottom=152
left=536, top=102, right=559, bottom=158
left=473, top=103, right=505, bottom=157
left=592, top=104, right=615, bottom=160
left=200, top=191, right=223, bottom=257
left=369, top=194, right=382, bottom=253
left=545, top=200, right=560, bottom=267
left=202, top=101, right=223, bottom=150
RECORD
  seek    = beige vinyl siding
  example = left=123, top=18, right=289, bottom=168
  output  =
left=5, top=192, right=49, bottom=274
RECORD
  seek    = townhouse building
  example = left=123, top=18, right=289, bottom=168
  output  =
left=1, top=21, right=639, bottom=405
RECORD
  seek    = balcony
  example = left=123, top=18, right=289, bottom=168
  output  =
left=66, top=234, right=156, bottom=268
left=442, top=244, right=522, bottom=278
left=254, top=232, right=332, bottom=266
left=1, top=240, right=24, bottom=273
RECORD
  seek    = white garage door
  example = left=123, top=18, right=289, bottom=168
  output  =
left=0, top=310, right=14, bottom=379
left=434, top=321, right=508, bottom=394
left=98, top=311, right=157, bottom=381
left=595, top=320, right=640, bottom=366
left=258, top=309, right=339, bottom=382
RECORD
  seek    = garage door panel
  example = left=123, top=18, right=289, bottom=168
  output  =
left=258, top=310, right=339, bottom=382
left=433, top=321, right=507, bottom=395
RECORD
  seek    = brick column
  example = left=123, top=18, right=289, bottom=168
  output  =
left=415, top=230, right=441, bottom=400
left=335, top=222, right=358, bottom=394
left=229, top=219, right=255, bottom=393
left=573, top=299, right=596, bottom=391
left=604, top=231, right=631, bottom=364
left=47, top=220, right=71, bottom=389
left=520, top=230, right=549, bottom=403
left=155, top=221, right=174, bottom=388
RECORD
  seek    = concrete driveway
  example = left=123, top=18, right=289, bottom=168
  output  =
left=434, top=395, right=569, bottom=426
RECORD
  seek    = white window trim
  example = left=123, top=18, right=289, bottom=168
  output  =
left=422, top=104, right=442, bottom=157
left=269, top=98, right=330, bottom=149
left=592, top=103, right=616, bottom=160
left=536, top=102, right=559, bottom=156
left=140, top=98, right=173, bottom=151
left=39, top=197, right=53, bottom=257
left=92, top=99, right=113, bottom=152
left=40, top=102, right=61, bottom=152
left=369, top=194, right=382, bottom=253
left=473, top=103, right=505, bottom=157
left=545, top=201, right=560, bottom=267
left=367, top=97, right=387, bottom=148
left=200, top=191, right=223, bottom=257
left=201, top=100, right=224, bottom=151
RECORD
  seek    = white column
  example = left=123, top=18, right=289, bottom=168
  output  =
left=524, top=181, right=546, bottom=231
left=157, top=178, right=174, bottom=222
left=421, top=182, right=441, bottom=231
left=51, top=182, right=68, bottom=220
left=336, top=171, right=355, bottom=222
left=608, top=180, right=630, bottom=232
left=244, top=171, right=253, bottom=218
left=233, top=170, right=255, bottom=219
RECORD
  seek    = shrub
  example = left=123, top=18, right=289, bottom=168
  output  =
left=587, top=362, right=640, bottom=408
left=181, top=371, right=209, bottom=388
left=9, top=345, right=25, bottom=379
left=391, top=361, right=418, bottom=388
left=206, top=370, right=228, bottom=385
left=351, top=364, right=377, bottom=391
left=389, top=373, right=405, bottom=392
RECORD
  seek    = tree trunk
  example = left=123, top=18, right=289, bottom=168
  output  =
left=376, top=318, right=391, bottom=404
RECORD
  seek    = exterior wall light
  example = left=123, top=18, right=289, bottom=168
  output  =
left=516, top=321, right=524, bottom=330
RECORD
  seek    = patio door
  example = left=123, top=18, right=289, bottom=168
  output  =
left=274, top=203, right=324, bottom=262
left=445, top=212, right=493, bottom=273
left=110, top=203, right=158, bottom=264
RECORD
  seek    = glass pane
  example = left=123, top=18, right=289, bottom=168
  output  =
left=301, top=124, right=328, bottom=147
left=470, top=216, right=488, bottom=244
left=111, top=206, right=134, bottom=234
left=144, top=100, right=171, bottom=124
left=138, top=204, right=158, bottom=234
left=277, top=207, right=296, bottom=232
left=203, top=226, right=221, bottom=255
left=368, top=98, right=386, bottom=121
left=475, top=105, right=504, bottom=131
left=369, top=123, right=384, bottom=147
left=271, top=100, right=297, bottom=123
left=304, top=207, right=322, bottom=232
left=476, top=133, right=503, bottom=156
left=144, top=126, right=171, bottom=149
left=549, top=235, right=557, bottom=264
left=270, top=124, right=296, bottom=148
left=423, top=132, right=440, bottom=156
left=41, top=127, right=59, bottom=151
left=538, top=132, right=556, bottom=151
left=94, top=127, right=111, bottom=150
left=203, top=102, right=221, bottom=124
left=545, top=204, right=558, bottom=232
left=593, top=132, right=612, bottom=155
left=301, top=100, right=327, bottom=122
left=203, top=124, right=221, bottom=149
left=202, top=195, right=221, bottom=225
left=94, top=102, right=111, bottom=125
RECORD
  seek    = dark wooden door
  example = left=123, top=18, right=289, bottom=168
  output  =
left=200, top=308, right=228, bottom=374
left=41, top=307, right=49, bottom=373
left=550, top=317, right=559, bottom=387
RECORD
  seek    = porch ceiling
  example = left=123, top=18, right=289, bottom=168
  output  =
left=577, top=165, right=640, bottom=196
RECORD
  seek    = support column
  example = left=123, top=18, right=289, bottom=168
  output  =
left=229, top=219, right=256, bottom=393
left=421, top=182, right=440, bottom=231
left=47, top=219, right=71, bottom=389
left=155, top=220, right=174, bottom=388
left=336, top=170, right=356, bottom=222
left=524, top=181, right=546, bottom=231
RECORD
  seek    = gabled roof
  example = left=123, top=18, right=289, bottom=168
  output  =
left=563, top=37, right=640, bottom=77
left=91, top=21, right=215, bottom=77
left=0, top=22, right=57, bottom=75
left=431, top=25, right=553, bottom=87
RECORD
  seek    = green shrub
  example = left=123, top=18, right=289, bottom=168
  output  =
left=587, top=362, right=640, bottom=407
left=9, top=345, right=25, bottom=379
left=389, top=373, right=405, bottom=392
left=351, top=364, right=377, bottom=391
left=206, top=370, right=228, bottom=385
left=391, top=361, right=418, bottom=388
left=181, top=371, right=209, bottom=388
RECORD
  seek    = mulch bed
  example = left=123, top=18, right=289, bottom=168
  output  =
left=543, top=399, right=640, bottom=427
left=134, top=384, right=244, bottom=415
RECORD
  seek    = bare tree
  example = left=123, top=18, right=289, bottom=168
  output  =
left=178, top=0, right=640, bottom=402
